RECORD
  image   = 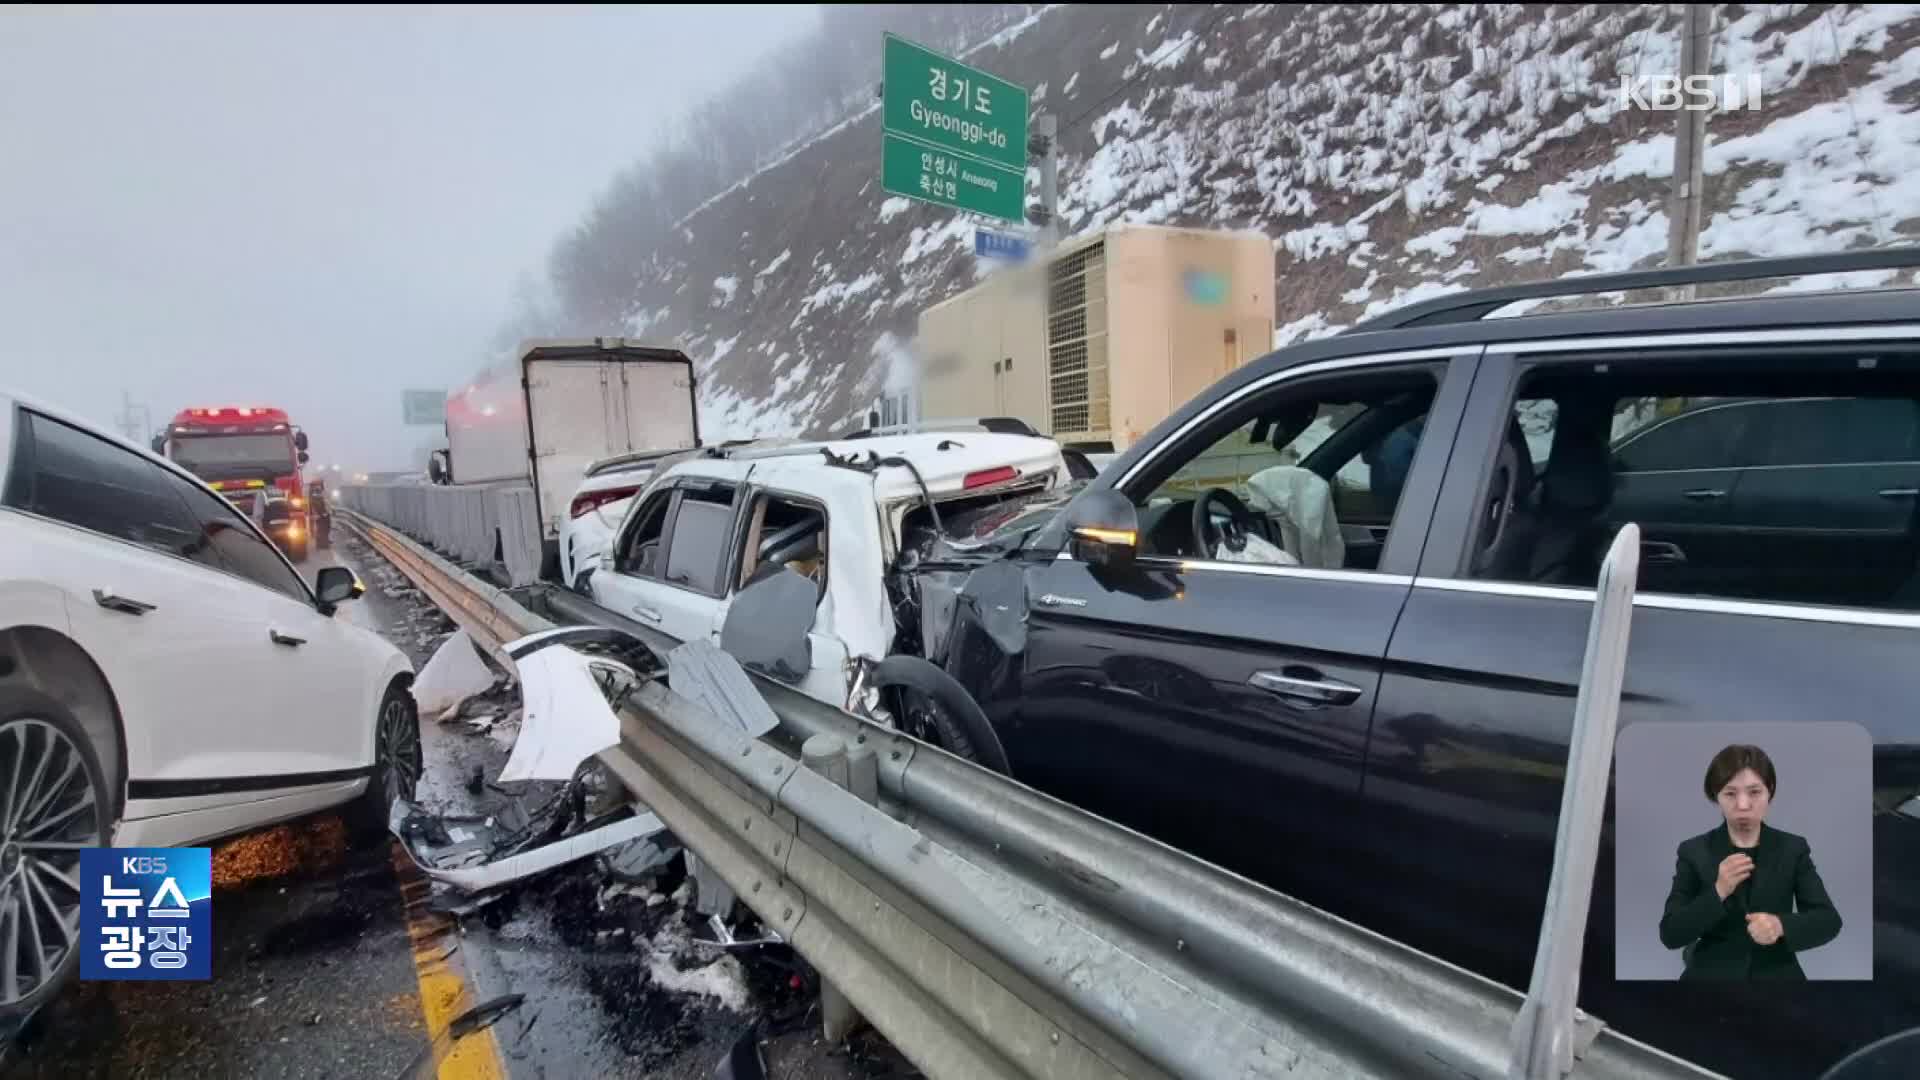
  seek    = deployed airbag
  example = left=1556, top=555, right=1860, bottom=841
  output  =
left=1245, top=465, right=1346, bottom=569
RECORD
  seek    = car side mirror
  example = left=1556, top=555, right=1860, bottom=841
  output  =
left=298, top=450, right=311, bottom=465
left=294, top=430, right=310, bottom=452
left=315, top=566, right=363, bottom=610
left=1064, top=489, right=1140, bottom=574
left=150, top=434, right=166, bottom=454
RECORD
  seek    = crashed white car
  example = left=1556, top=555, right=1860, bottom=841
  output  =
left=579, top=429, right=1071, bottom=748
left=0, top=389, right=420, bottom=1013
left=556, top=449, right=679, bottom=590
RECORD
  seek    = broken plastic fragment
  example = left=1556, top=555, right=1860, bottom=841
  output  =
left=498, top=645, right=624, bottom=782
left=411, top=629, right=496, bottom=718
left=390, top=797, right=668, bottom=893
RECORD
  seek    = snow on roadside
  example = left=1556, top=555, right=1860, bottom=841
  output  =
left=878, top=197, right=912, bottom=224
left=712, top=276, right=737, bottom=305
left=754, top=250, right=791, bottom=278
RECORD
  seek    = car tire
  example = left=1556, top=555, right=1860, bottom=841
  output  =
left=870, top=656, right=1011, bottom=775
left=344, top=681, right=421, bottom=846
left=0, top=686, right=114, bottom=1017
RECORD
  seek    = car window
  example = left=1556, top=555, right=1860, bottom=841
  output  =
left=1128, top=369, right=1439, bottom=569
left=163, top=470, right=311, bottom=602
left=1613, top=399, right=1758, bottom=472
left=662, top=486, right=737, bottom=594
left=616, top=489, right=674, bottom=577
left=736, top=492, right=827, bottom=593
left=1751, top=397, right=1920, bottom=466
left=7, top=412, right=203, bottom=557
left=1479, top=360, right=1920, bottom=611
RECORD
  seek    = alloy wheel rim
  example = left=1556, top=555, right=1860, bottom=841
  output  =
left=378, top=699, right=421, bottom=803
left=0, top=718, right=102, bottom=1007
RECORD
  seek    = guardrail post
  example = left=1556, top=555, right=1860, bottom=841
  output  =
left=1508, top=524, right=1641, bottom=1079
left=801, top=734, right=865, bottom=1043
left=845, top=741, right=878, bottom=807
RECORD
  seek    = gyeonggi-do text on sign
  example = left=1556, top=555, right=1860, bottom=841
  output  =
left=881, top=32, right=1028, bottom=222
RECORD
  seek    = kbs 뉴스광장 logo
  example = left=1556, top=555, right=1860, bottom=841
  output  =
left=79, top=848, right=211, bottom=980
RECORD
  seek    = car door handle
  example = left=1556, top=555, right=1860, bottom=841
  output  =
left=268, top=629, right=306, bottom=647
left=1641, top=540, right=1688, bottom=564
left=1878, top=487, right=1919, bottom=499
left=92, top=589, right=156, bottom=616
left=1681, top=488, right=1726, bottom=500
left=632, top=606, right=663, bottom=624
left=1249, top=669, right=1364, bottom=708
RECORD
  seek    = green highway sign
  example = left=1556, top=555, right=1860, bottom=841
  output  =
left=882, top=133, right=1025, bottom=222
left=881, top=33, right=1028, bottom=223
left=402, top=389, right=445, bottom=426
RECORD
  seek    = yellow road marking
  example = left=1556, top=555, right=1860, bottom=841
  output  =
left=391, top=842, right=507, bottom=1080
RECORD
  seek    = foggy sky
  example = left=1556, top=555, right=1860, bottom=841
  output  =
left=0, top=5, right=818, bottom=471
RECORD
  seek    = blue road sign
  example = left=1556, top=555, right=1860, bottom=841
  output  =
left=975, top=229, right=1031, bottom=261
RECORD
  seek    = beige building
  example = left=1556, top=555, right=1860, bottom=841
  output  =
left=915, top=223, right=1274, bottom=450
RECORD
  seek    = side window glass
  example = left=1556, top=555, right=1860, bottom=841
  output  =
left=1613, top=399, right=1754, bottom=472
left=13, top=413, right=202, bottom=556
left=1755, top=397, right=1920, bottom=466
left=1478, top=364, right=1920, bottom=612
left=617, top=490, right=674, bottom=577
left=737, top=493, right=827, bottom=594
left=1129, top=370, right=1439, bottom=571
left=165, top=473, right=310, bottom=602
left=663, top=487, right=737, bottom=594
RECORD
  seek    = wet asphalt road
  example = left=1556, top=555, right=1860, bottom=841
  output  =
left=6, top=522, right=912, bottom=1080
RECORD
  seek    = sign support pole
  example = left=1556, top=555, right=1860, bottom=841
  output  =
left=1034, top=112, right=1060, bottom=253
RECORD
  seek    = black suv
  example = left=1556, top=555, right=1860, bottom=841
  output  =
left=914, top=250, right=1920, bottom=1080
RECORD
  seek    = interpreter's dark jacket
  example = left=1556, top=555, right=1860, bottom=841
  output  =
left=1658, top=822, right=1842, bottom=980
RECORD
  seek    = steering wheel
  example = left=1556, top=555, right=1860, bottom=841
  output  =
left=1191, top=488, right=1261, bottom=559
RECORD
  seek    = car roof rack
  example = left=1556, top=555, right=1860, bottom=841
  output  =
left=842, top=416, right=1043, bottom=440
left=1347, top=246, right=1920, bottom=333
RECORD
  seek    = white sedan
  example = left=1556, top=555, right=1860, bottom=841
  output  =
left=556, top=449, right=681, bottom=590
left=0, top=389, right=421, bottom=1013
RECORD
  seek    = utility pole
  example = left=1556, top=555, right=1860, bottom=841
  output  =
left=1666, top=2, right=1711, bottom=288
left=1030, top=112, right=1059, bottom=253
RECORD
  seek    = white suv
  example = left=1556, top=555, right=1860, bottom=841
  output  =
left=585, top=429, right=1068, bottom=716
left=0, top=390, right=421, bottom=1013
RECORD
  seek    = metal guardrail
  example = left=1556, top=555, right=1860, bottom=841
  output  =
left=342, top=509, right=1718, bottom=1080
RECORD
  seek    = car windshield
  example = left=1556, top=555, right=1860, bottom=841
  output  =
left=931, top=480, right=1085, bottom=553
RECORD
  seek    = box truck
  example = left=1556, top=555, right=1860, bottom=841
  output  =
left=413, top=339, right=700, bottom=583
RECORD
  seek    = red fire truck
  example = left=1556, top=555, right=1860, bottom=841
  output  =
left=152, top=405, right=316, bottom=562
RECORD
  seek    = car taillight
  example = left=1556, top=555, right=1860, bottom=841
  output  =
left=962, top=466, right=1019, bottom=490
left=570, top=486, right=639, bottom=519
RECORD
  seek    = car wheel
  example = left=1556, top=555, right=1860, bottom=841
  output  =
left=0, top=687, right=112, bottom=1017
left=345, top=683, right=421, bottom=844
left=870, top=656, right=1011, bottom=775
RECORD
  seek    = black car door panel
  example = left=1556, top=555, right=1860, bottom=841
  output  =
left=1007, top=556, right=1409, bottom=920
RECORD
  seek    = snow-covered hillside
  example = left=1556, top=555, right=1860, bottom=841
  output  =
left=595, top=3, right=1920, bottom=440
